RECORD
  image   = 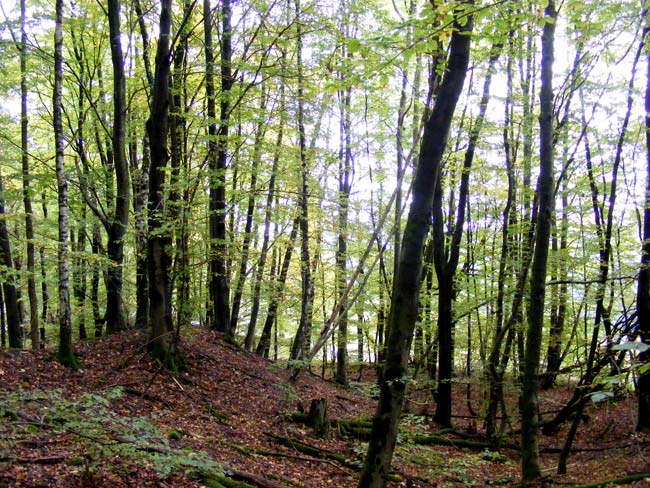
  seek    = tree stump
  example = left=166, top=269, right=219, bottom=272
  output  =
left=308, top=398, right=331, bottom=439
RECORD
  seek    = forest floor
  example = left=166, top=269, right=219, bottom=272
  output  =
left=1, top=326, right=649, bottom=488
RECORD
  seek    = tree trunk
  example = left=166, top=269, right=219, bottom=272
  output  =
left=20, top=0, right=38, bottom=349
left=40, top=192, right=49, bottom=334
left=638, top=18, right=650, bottom=432
left=290, top=0, right=314, bottom=362
left=519, top=1, right=556, bottom=481
left=256, top=216, right=299, bottom=358
left=132, top=0, right=154, bottom=331
left=335, top=75, right=352, bottom=386
left=105, top=0, right=130, bottom=333
left=73, top=215, right=88, bottom=340
left=147, top=0, right=177, bottom=367
left=433, top=36, right=501, bottom=428
left=357, top=6, right=472, bottom=486
left=54, top=0, right=77, bottom=368
left=0, top=170, right=21, bottom=349
left=232, top=90, right=267, bottom=335
left=246, top=60, right=286, bottom=351
left=205, top=0, right=233, bottom=340
left=91, top=224, right=103, bottom=338
left=169, top=1, right=192, bottom=330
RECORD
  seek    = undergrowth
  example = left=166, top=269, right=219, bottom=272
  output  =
left=0, top=387, right=223, bottom=481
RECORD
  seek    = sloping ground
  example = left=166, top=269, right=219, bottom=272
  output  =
left=0, top=326, right=649, bottom=487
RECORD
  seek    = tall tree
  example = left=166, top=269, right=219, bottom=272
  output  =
left=357, top=4, right=473, bottom=485
left=335, top=35, right=353, bottom=386
left=519, top=0, right=556, bottom=481
left=247, top=59, right=287, bottom=352
left=20, top=0, right=39, bottom=349
left=54, top=0, right=77, bottom=368
left=289, top=0, right=315, bottom=362
left=132, top=0, right=155, bottom=331
left=205, top=0, right=233, bottom=341
left=147, top=0, right=177, bottom=366
left=637, top=13, right=650, bottom=432
left=432, top=34, right=502, bottom=427
left=102, top=0, right=130, bottom=333
left=231, top=89, right=268, bottom=335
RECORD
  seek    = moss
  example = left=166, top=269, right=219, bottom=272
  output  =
left=56, top=350, right=80, bottom=371
left=68, top=457, right=85, bottom=467
left=149, top=344, right=187, bottom=373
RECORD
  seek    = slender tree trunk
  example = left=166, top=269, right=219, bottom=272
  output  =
left=335, top=78, right=352, bottom=386
left=0, top=286, right=5, bottom=347
left=147, top=0, right=177, bottom=366
left=542, top=177, right=568, bottom=389
left=91, top=224, right=103, bottom=338
left=246, top=60, right=286, bottom=351
left=74, top=212, right=88, bottom=340
left=54, top=0, right=77, bottom=368
left=232, top=90, right=268, bottom=334
left=105, top=0, right=130, bottom=333
left=357, top=7, right=472, bottom=486
left=519, top=1, right=556, bottom=481
left=169, top=1, right=193, bottom=330
left=256, top=216, right=300, bottom=357
left=40, top=193, right=49, bottom=332
left=205, top=0, right=233, bottom=340
left=132, top=0, right=154, bottom=331
left=433, top=36, right=501, bottom=428
left=290, top=0, right=314, bottom=362
left=20, top=0, right=38, bottom=349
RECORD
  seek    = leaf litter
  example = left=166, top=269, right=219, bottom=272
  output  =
left=0, top=326, right=648, bottom=487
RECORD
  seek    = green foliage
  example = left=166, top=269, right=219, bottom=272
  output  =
left=0, top=387, right=224, bottom=480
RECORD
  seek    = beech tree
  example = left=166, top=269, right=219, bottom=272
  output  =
left=103, top=0, right=130, bottom=333
left=638, top=13, right=650, bottom=432
left=146, top=0, right=175, bottom=365
left=205, top=0, right=233, bottom=340
left=358, top=3, right=473, bottom=485
left=519, top=0, right=556, bottom=480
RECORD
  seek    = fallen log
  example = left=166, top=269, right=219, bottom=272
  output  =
left=263, top=431, right=352, bottom=466
left=0, top=455, right=66, bottom=464
left=570, top=472, right=650, bottom=488
left=411, top=434, right=492, bottom=450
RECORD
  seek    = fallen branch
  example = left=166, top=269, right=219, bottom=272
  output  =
left=215, top=438, right=350, bottom=476
left=570, top=472, right=650, bottom=488
left=230, top=470, right=290, bottom=488
left=411, top=434, right=492, bottom=450
left=0, top=455, right=66, bottom=464
left=263, top=431, right=358, bottom=470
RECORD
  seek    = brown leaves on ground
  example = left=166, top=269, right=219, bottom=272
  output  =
left=1, top=327, right=649, bottom=487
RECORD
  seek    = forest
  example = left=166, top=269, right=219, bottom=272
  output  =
left=1, top=0, right=650, bottom=486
